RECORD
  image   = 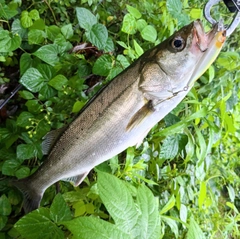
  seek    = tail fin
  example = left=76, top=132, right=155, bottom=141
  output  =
left=13, top=178, right=43, bottom=214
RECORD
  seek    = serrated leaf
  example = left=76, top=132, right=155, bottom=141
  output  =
left=15, top=208, right=64, bottom=239
left=135, top=185, right=161, bottom=239
left=62, top=217, right=131, bottom=239
left=0, top=195, right=12, bottom=216
left=126, top=5, right=142, bottom=19
left=20, top=67, right=45, bottom=92
left=121, top=13, right=137, bottom=34
left=76, top=7, right=97, bottom=31
left=97, top=171, right=138, bottom=233
left=50, top=194, right=72, bottom=223
left=33, top=44, right=60, bottom=66
left=92, top=54, right=112, bottom=76
left=48, top=75, right=68, bottom=91
left=16, top=144, right=35, bottom=161
left=160, top=135, right=179, bottom=160
left=166, top=0, right=182, bottom=18
left=141, top=25, right=157, bottom=42
left=61, top=24, right=73, bottom=39
left=187, top=217, right=206, bottom=239
left=86, top=23, right=108, bottom=50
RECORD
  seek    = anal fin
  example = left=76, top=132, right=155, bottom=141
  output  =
left=126, top=100, right=154, bottom=131
left=62, top=171, right=89, bottom=186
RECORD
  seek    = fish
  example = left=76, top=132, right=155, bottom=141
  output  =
left=14, top=20, right=226, bottom=214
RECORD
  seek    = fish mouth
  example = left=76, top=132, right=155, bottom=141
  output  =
left=193, top=20, right=219, bottom=52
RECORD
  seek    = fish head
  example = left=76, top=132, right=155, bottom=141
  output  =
left=154, top=19, right=226, bottom=91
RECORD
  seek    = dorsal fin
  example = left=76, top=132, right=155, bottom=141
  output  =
left=42, top=126, right=67, bottom=155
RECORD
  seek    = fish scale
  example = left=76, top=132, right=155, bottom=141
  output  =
left=14, top=20, right=226, bottom=214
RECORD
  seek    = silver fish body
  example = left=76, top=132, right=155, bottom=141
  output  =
left=14, top=20, right=226, bottom=213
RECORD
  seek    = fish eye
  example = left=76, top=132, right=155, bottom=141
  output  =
left=171, top=36, right=185, bottom=50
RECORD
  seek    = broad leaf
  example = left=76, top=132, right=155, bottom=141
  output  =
left=92, top=54, right=112, bottom=76
left=86, top=23, right=108, bottom=50
left=76, top=7, right=97, bottom=31
left=141, top=25, right=157, bottom=43
left=15, top=208, right=64, bottom=239
left=97, top=171, right=139, bottom=234
left=48, top=75, right=68, bottom=91
left=0, top=195, right=12, bottom=216
left=20, top=67, right=45, bottom=92
left=62, top=217, right=131, bottom=239
left=16, top=144, right=36, bottom=161
left=50, top=194, right=72, bottom=223
left=135, top=185, right=161, bottom=239
left=186, top=217, right=206, bottom=239
left=33, top=44, right=60, bottom=66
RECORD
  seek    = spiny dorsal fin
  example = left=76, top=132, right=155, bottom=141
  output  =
left=126, top=100, right=154, bottom=132
left=42, top=126, right=67, bottom=155
left=62, top=171, right=89, bottom=186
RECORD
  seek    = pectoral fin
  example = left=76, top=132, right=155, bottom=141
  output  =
left=126, top=100, right=154, bottom=131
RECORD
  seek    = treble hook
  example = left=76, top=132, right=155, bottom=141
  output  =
left=204, top=0, right=240, bottom=36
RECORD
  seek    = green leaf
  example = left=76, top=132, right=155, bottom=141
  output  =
left=122, top=13, right=137, bottom=34
left=37, top=64, right=56, bottom=81
left=126, top=5, right=142, bottom=19
left=33, top=44, right=60, bottom=66
left=0, top=4, right=18, bottom=20
left=61, top=24, right=73, bottom=39
left=160, top=195, right=175, bottom=214
left=0, top=215, right=8, bottom=231
left=29, top=9, right=39, bottom=20
left=97, top=171, right=138, bottom=233
left=86, top=23, right=108, bottom=50
left=15, top=166, right=31, bottom=179
left=160, top=135, right=180, bottom=160
left=72, top=101, right=85, bottom=113
left=198, top=181, right=207, bottom=209
left=136, top=19, right=147, bottom=31
left=17, top=111, right=34, bottom=127
left=0, top=195, right=12, bottom=216
left=15, top=208, right=64, bottom=239
left=161, top=216, right=179, bottom=238
left=76, top=7, right=97, bottom=31
left=135, top=185, right=161, bottom=239
left=62, top=217, right=131, bottom=239
left=28, top=29, right=45, bottom=44
left=26, top=100, right=42, bottom=113
left=187, top=217, right=206, bottom=239
left=46, top=25, right=61, bottom=42
left=2, top=160, right=21, bottom=176
left=0, top=29, right=21, bottom=52
left=39, top=85, right=56, bottom=100
left=48, top=74, right=68, bottom=91
left=166, top=0, right=182, bottom=18
left=19, top=90, right=35, bottom=100
left=21, top=11, right=33, bottom=28
left=20, top=67, right=45, bottom=92
left=16, top=144, right=35, bottom=161
left=133, top=40, right=144, bottom=57
left=141, top=25, right=157, bottom=42
left=50, top=194, right=72, bottom=223
left=92, top=54, right=112, bottom=76
left=20, top=53, right=33, bottom=75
